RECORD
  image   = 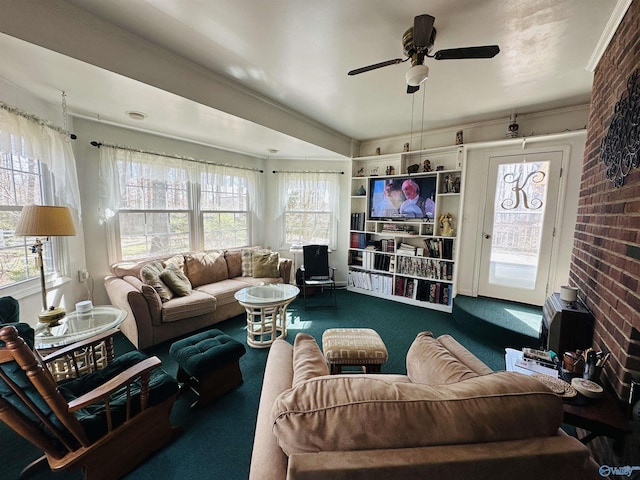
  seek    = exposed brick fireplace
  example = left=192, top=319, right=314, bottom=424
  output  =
left=570, top=1, right=640, bottom=403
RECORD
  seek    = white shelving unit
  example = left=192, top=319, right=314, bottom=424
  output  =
left=348, top=146, right=465, bottom=313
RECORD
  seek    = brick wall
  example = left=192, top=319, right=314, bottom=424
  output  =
left=570, top=1, right=640, bottom=401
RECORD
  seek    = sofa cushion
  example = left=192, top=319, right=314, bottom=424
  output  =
left=196, top=279, right=255, bottom=307
left=160, top=264, right=192, bottom=297
left=292, top=333, right=329, bottom=387
left=406, top=331, right=480, bottom=385
left=184, top=251, right=229, bottom=288
left=253, top=251, right=280, bottom=278
left=241, top=247, right=263, bottom=277
left=225, top=250, right=243, bottom=278
left=140, top=261, right=174, bottom=303
left=271, top=372, right=562, bottom=456
left=160, top=290, right=217, bottom=323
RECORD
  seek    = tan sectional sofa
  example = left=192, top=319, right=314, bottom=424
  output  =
left=104, top=248, right=292, bottom=349
left=250, top=332, right=600, bottom=480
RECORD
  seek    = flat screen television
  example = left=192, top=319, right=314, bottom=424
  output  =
left=369, top=176, right=437, bottom=220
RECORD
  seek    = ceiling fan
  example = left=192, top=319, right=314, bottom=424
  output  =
left=348, top=14, right=500, bottom=94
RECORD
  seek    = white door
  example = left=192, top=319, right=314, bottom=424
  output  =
left=478, top=151, right=563, bottom=305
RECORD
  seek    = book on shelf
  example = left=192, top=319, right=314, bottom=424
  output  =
left=350, top=212, right=366, bottom=231
left=424, top=238, right=454, bottom=260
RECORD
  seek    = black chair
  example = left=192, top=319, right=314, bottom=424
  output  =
left=301, top=245, right=337, bottom=309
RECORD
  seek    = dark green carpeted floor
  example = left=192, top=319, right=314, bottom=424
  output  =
left=2, top=290, right=540, bottom=479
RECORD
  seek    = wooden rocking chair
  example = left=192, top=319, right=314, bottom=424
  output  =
left=0, top=323, right=180, bottom=480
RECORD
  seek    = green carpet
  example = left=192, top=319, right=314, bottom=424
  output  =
left=2, top=291, right=533, bottom=479
left=453, top=295, right=542, bottom=349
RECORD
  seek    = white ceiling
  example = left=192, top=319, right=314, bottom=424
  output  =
left=0, top=0, right=624, bottom=159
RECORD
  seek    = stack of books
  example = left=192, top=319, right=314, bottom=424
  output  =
left=506, top=347, right=559, bottom=378
left=396, top=243, right=417, bottom=256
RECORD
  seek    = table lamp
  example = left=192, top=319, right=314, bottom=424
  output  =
left=15, top=205, right=76, bottom=325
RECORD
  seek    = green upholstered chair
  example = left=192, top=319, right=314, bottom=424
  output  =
left=0, top=323, right=180, bottom=480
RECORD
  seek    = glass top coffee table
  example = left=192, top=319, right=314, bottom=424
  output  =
left=34, top=305, right=127, bottom=350
left=234, top=284, right=299, bottom=348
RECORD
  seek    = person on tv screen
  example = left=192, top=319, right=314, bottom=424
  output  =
left=399, top=179, right=435, bottom=219
left=371, top=179, right=404, bottom=217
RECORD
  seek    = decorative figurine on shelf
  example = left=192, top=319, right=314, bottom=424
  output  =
left=453, top=176, right=461, bottom=193
left=455, top=130, right=464, bottom=145
left=403, top=142, right=410, bottom=152
left=370, top=166, right=379, bottom=176
left=444, top=175, right=454, bottom=193
left=356, top=167, right=365, bottom=177
left=436, top=165, right=444, bottom=171
left=357, top=185, right=366, bottom=196
left=439, top=213, right=455, bottom=237
left=375, top=147, right=381, bottom=155
left=423, top=159, right=432, bottom=172
left=385, top=165, right=396, bottom=175
left=407, top=163, right=420, bottom=174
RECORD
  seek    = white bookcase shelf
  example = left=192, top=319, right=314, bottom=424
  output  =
left=348, top=146, right=465, bottom=313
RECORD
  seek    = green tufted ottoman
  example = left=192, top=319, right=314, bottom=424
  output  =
left=169, top=329, right=246, bottom=408
left=322, top=328, right=388, bottom=374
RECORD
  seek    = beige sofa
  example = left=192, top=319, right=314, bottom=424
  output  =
left=104, top=248, right=292, bottom=349
left=250, top=332, right=600, bottom=480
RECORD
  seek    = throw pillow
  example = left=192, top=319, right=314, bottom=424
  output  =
left=252, top=251, right=280, bottom=278
left=184, top=251, right=228, bottom=288
left=160, top=265, right=192, bottom=297
left=225, top=250, right=243, bottom=278
left=163, top=254, right=185, bottom=271
left=140, top=261, right=173, bottom=303
left=292, top=333, right=329, bottom=387
left=241, top=247, right=262, bottom=277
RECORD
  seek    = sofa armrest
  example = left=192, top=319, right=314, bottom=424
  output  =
left=278, top=258, right=293, bottom=284
left=104, top=275, right=153, bottom=349
left=249, top=339, right=294, bottom=480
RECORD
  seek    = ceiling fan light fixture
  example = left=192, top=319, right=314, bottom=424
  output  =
left=405, top=64, right=429, bottom=86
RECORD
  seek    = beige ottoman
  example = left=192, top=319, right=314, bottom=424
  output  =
left=322, top=328, right=388, bottom=374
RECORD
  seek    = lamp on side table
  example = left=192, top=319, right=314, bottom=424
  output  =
left=15, top=205, right=76, bottom=326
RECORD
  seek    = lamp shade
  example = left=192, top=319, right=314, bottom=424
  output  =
left=15, top=205, right=76, bottom=237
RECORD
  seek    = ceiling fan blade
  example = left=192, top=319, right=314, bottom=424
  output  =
left=407, top=85, right=420, bottom=94
left=348, top=58, right=405, bottom=76
left=434, top=45, right=500, bottom=60
left=413, top=14, right=435, bottom=48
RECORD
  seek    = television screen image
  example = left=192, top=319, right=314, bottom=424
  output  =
left=369, top=176, right=437, bottom=220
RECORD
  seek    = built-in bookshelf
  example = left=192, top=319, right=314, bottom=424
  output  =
left=348, top=146, right=465, bottom=313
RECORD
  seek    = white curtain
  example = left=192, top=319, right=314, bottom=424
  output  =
left=98, top=145, right=261, bottom=224
left=0, top=106, right=81, bottom=216
left=275, top=171, right=341, bottom=246
left=199, top=162, right=262, bottom=219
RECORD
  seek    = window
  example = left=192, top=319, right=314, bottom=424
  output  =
left=0, top=140, right=53, bottom=287
left=200, top=167, right=249, bottom=249
left=100, top=147, right=255, bottom=261
left=276, top=172, right=340, bottom=248
left=117, top=161, right=191, bottom=259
